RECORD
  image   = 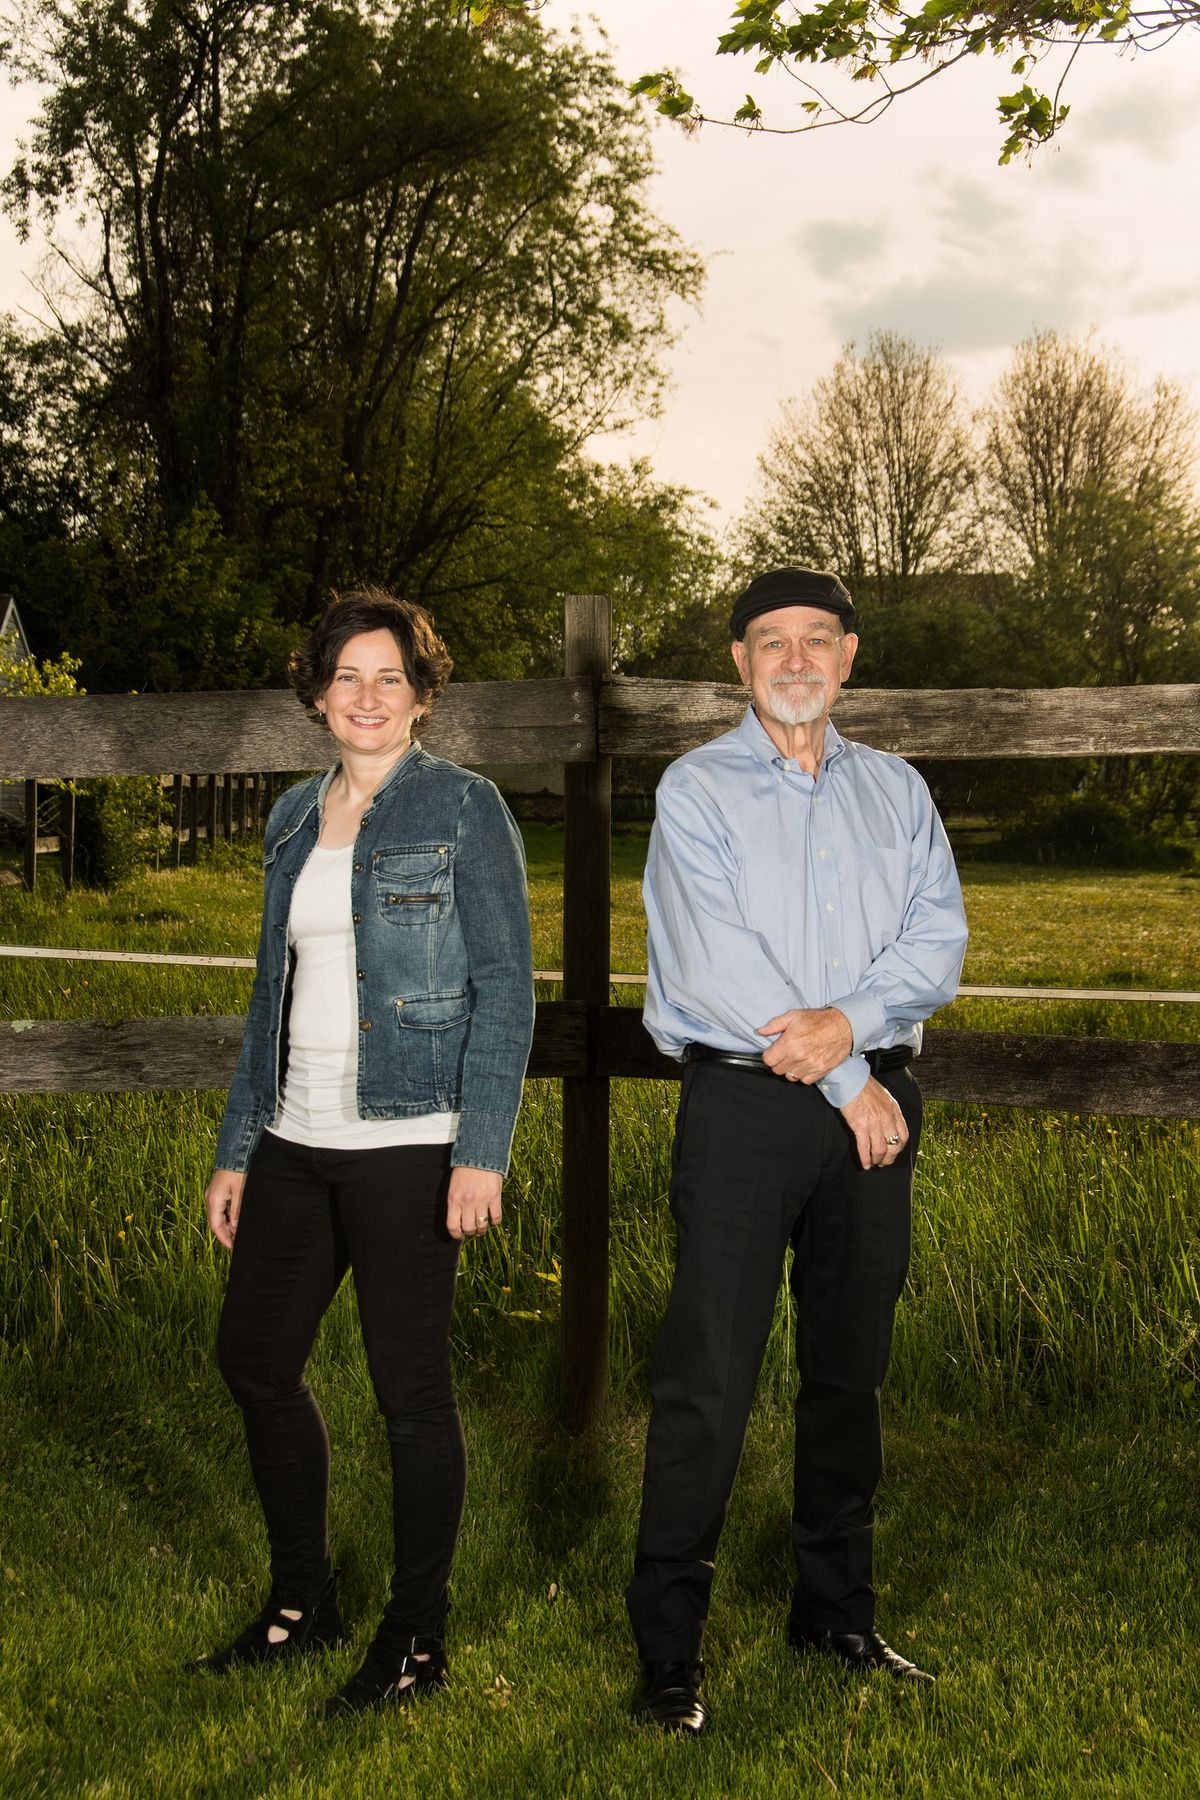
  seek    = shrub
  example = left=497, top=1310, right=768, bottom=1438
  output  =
left=72, top=777, right=168, bottom=887
left=984, top=791, right=1194, bottom=870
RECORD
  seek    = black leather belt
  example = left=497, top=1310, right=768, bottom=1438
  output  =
left=683, top=1043, right=913, bottom=1077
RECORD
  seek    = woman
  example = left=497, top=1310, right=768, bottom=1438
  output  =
left=193, top=588, right=534, bottom=1716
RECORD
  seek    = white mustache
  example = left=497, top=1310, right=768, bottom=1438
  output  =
left=769, top=674, right=824, bottom=690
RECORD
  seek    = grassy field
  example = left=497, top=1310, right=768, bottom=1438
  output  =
left=2, top=835, right=1199, bottom=1794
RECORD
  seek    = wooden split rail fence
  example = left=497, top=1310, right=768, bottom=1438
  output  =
left=3, top=596, right=1199, bottom=1424
left=15, top=772, right=277, bottom=892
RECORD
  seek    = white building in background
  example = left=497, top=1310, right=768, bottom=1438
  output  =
left=1, top=593, right=33, bottom=826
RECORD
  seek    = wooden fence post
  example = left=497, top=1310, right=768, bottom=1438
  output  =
left=560, top=594, right=612, bottom=1428
left=23, top=780, right=37, bottom=891
left=61, top=786, right=75, bottom=892
left=172, top=776, right=185, bottom=868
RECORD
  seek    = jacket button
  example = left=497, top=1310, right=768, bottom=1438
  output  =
left=360, top=1019, right=372, bottom=1032
left=360, top=816, right=370, bottom=827
left=357, top=969, right=365, bottom=980
left=354, top=861, right=364, bottom=872
left=352, top=912, right=361, bottom=923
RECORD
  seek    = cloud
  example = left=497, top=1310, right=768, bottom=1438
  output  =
left=746, top=328, right=787, bottom=353
left=792, top=218, right=885, bottom=274
left=829, top=260, right=1098, bottom=353
left=1079, top=84, right=1197, bottom=161
left=1126, top=283, right=1199, bottom=318
left=934, top=177, right=1023, bottom=243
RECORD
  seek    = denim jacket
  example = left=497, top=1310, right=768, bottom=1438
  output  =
left=214, top=744, right=535, bottom=1177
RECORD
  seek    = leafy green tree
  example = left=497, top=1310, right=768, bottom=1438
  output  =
left=981, top=332, right=1196, bottom=574
left=627, top=0, right=1200, bottom=162
left=1, top=1, right=702, bottom=688
left=736, top=332, right=978, bottom=614
left=551, top=460, right=723, bottom=677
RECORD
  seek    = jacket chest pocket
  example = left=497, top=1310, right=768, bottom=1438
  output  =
left=373, top=844, right=451, bottom=925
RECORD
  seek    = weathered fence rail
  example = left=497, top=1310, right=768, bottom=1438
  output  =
left=2, top=600, right=1198, bottom=1423
left=1, top=678, right=592, bottom=776
left=599, top=677, right=1200, bottom=759
left=5, top=1011, right=1199, bottom=1122
left=7, top=679, right=1200, bottom=778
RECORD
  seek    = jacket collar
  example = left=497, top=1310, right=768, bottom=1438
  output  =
left=316, top=740, right=426, bottom=821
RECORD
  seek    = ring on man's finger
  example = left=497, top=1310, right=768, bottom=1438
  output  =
left=886, top=1134, right=901, bottom=1145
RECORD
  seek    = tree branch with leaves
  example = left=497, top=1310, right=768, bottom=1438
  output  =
left=630, top=0, right=1200, bottom=163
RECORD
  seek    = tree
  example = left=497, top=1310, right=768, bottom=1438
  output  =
left=628, top=1, right=1200, bottom=163
left=981, top=332, right=1196, bottom=571
left=737, top=332, right=977, bottom=612
left=981, top=332, right=1200, bottom=834
left=548, top=460, right=723, bottom=676
left=1, top=1, right=702, bottom=688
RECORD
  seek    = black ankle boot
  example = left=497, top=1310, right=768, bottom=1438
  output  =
left=188, top=1568, right=344, bottom=1672
left=323, top=1616, right=448, bottom=1717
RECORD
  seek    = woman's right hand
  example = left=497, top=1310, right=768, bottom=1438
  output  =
left=205, top=1168, right=246, bottom=1250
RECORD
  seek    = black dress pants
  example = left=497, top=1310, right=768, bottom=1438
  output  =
left=215, top=1131, right=465, bottom=1634
left=626, top=1059, right=922, bottom=1661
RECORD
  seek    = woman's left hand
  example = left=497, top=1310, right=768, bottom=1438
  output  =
left=446, top=1166, right=503, bottom=1241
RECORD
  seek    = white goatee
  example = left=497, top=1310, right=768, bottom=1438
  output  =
left=766, top=673, right=826, bottom=726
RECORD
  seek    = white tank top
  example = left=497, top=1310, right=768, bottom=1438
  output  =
left=269, top=842, right=459, bottom=1150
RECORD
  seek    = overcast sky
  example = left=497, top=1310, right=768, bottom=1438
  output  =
left=3, top=2, right=1198, bottom=529
left=551, top=1, right=1200, bottom=527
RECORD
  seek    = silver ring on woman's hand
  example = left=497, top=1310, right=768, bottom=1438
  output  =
left=886, top=1134, right=901, bottom=1145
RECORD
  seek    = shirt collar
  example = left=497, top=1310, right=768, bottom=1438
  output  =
left=736, top=704, right=846, bottom=771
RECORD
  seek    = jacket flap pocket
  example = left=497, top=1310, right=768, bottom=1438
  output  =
left=375, top=845, right=450, bottom=883
left=395, top=991, right=471, bottom=1030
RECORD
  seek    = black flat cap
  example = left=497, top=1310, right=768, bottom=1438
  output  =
left=730, top=567, right=856, bottom=639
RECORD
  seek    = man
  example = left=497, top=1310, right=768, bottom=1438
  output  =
left=627, top=567, right=968, bottom=1735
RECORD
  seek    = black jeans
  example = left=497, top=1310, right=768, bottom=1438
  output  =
left=626, top=1060, right=922, bottom=1661
left=216, top=1131, right=465, bottom=1634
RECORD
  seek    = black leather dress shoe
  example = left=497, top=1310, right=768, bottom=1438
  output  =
left=789, top=1625, right=934, bottom=1684
left=633, top=1659, right=707, bottom=1735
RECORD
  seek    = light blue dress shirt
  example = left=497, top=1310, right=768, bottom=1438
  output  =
left=643, top=706, right=969, bottom=1109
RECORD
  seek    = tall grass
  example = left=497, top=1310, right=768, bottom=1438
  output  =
left=4, top=1080, right=1197, bottom=1423
left=3, top=841, right=1198, bottom=1413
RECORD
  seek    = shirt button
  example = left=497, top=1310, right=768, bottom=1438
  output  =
left=818, top=849, right=828, bottom=859
left=825, top=902, right=835, bottom=913
left=360, top=1019, right=372, bottom=1032
left=832, top=959, right=841, bottom=970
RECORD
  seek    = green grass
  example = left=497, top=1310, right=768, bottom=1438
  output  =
left=4, top=1350, right=1199, bottom=1797
left=2, top=839, right=1199, bottom=1793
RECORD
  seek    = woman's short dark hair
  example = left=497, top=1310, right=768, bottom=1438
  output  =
left=291, top=587, right=453, bottom=728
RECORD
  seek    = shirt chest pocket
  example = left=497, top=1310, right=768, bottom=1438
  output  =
left=373, top=843, right=451, bottom=925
